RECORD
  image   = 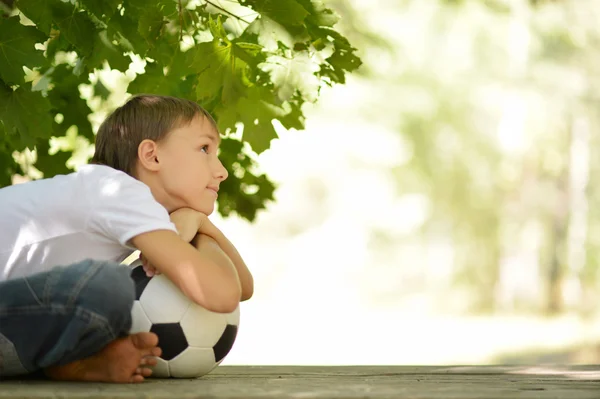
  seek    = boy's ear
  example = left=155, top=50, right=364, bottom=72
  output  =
left=138, top=139, right=161, bottom=172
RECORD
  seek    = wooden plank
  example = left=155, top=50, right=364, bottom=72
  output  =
left=0, top=366, right=599, bottom=399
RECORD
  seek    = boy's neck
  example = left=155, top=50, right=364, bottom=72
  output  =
left=135, top=169, right=175, bottom=213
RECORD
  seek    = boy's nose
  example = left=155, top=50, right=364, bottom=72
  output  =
left=215, top=161, right=228, bottom=181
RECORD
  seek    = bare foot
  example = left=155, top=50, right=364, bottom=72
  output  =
left=44, top=332, right=162, bottom=383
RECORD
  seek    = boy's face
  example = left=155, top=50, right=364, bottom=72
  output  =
left=155, top=115, right=228, bottom=215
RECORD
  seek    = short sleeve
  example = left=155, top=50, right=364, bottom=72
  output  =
left=85, top=166, right=177, bottom=248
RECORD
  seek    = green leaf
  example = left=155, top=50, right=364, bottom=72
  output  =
left=237, top=88, right=283, bottom=154
left=0, top=17, right=47, bottom=84
left=0, top=82, right=53, bottom=149
left=323, top=48, right=362, bottom=83
left=34, top=139, right=72, bottom=178
left=128, top=62, right=174, bottom=95
left=94, top=79, right=111, bottom=100
left=216, top=136, right=276, bottom=221
left=235, top=42, right=263, bottom=56
left=243, top=0, right=309, bottom=27
left=191, top=38, right=255, bottom=105
left=233, top=41, right=266, bottom=68
left=79, top=0, right=120, bottom=18
left=107, top=11, right=149, bottom=55
left=191, top=40, right=232, bottom=100
left=147, top=34, right=195, bottom=80
left=214, top=103, right=238, bottom=135
left=138, top=7, right=166, bottom=41
left=261, top=53, right=320, bottom=101
left=208, top=14, right=229, bottom=42
left=295, top=0, right=339, bottom=27
left=316, top=28, right=362, bottom=83
left=313, top=5, right=339, bottom=27
left=46, top=32, right=75, bottom=61
left=82, top=30, right=131, bottom=73
left=51, top=1, right=97, bottom=56
left=126, top=0, right=177, bottom=16
left=48, top=65, right=94, bottom=141
left=279, top=101, right=305, bottom=130
left=0, top=126, right=22, bottom=188
left=190, top=16, right=238, bottom=102
left=15, top=0, right=55, bottom=34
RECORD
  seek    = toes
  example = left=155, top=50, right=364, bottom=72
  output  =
left=140, top=346, right=162, bottom=357
left=131, top=374, right=145, bottom=383
left=140, top=346, right=162, bottom=359
left=130, top=332, right=159, bottom=349
left=141, top=357, right=158, bottom=366
left=141, top=367, right=153, bottom=377
left=134, top=367, right=153, bottom=378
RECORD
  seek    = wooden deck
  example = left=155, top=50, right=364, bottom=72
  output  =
left=1, top=366, right=599, bottom=398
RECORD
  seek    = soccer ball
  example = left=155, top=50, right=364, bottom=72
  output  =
left=128, top=259, right=240, bottom=378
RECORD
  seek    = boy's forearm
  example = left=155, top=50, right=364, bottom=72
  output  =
left=195, top=225, right=254, bottom=301
left=191, top=234, right=242, bottom=296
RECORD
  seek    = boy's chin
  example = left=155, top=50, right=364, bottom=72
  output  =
left=195, top=202, right=215, bottom=216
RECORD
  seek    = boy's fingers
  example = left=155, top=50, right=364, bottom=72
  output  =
left=143, top=262, right=160, bottom=277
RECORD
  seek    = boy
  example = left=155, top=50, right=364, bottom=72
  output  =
left=0, top=94, right=254, bottom=383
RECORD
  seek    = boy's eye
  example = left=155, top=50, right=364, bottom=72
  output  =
left=200, top=145, right=209, bottom=153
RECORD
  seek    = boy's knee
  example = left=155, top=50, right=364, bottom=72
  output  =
left=76, top=261, right=135, bottom=335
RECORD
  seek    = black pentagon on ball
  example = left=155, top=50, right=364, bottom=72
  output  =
left=151, top=323, right=188, bottom=360
left=213, top=324, right=238, bottom=362
left=130, top=265, right=152, bottom=300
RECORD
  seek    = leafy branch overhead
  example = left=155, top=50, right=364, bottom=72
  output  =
left=0, top=0, right=361, bottom=221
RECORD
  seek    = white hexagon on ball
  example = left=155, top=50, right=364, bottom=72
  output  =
left=129, top=301, right=151, bottom=334
left=169, top=347, right=217, bottom=378
left=150, top=357, right=170, bottom=378
left=140, top=275, right=191, bottom=324
left=225, top=305, right=240, bottom=326
left=180, top=305, right=228, bottom=347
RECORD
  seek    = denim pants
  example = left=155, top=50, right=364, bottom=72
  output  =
left=0, top=259, right=135, bottom=377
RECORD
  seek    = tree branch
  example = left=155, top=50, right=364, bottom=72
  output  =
left=205, top=0, right=252, bottom=25
left=178, top=0, right=183, bottom=41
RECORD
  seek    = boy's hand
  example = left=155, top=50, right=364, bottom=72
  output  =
left=139, top=208, right=211, bottom=277
left=169, top=207, right=208, bottom=243
left=140, top=252, right=160, bottom=277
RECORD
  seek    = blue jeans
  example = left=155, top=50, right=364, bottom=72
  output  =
left=0, top=259, right=135, bottom=377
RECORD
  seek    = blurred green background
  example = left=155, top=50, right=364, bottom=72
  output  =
left=218, top=0, right=600, bottom=365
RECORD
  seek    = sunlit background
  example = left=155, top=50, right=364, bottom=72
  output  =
left=17, top=0, right=600, bottom=365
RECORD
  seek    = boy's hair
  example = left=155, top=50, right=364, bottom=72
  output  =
left=91, top=94, right=217, bottom=176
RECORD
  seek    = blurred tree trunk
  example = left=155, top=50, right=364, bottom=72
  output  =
left=546, top=212, right=567, bottom=314
left=544, top=123, right=572, bottom=315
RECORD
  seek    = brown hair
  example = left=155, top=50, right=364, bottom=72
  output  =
left=90, top=94, right=216, bottom=176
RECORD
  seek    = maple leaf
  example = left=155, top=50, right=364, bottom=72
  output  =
left=0, top=82, right=53, bottom=149
left=261, top=53, right=320, bottom=102
left=50, top=1, right=97, bottom=56
left=47, top=65, right=95, bottom=141
left=243, top=0, right=309, bottom=28
left=15, top=0, right=54, bottom=34
left=0, top=17, right=47, bottom=84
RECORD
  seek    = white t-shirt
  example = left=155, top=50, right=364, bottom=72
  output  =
left=0, top=164, right=177, bottom=282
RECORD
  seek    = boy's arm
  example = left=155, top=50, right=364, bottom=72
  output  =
left=169, top=207, right=254, bottom=301
left=191, top=227, right=254, bottom=301
left=131, top=230, right=241, bottom=313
